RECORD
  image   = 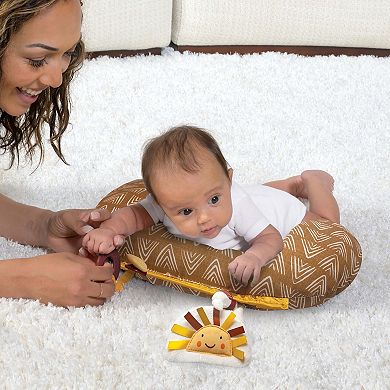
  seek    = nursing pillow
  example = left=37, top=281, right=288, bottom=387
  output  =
left=97, top=180, right=362, bottom=310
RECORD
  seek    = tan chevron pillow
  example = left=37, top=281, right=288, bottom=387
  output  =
left=97, top=179, right=362, bottom=310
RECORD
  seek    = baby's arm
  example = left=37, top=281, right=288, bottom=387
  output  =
left=228, top=225, right=283, bottom=286
left=82, top=204, right=154, bottom=254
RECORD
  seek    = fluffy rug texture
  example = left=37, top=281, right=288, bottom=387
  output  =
left=0, top=49, right=389, bottom=389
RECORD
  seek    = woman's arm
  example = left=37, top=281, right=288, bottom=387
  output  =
left=0, top=193, right=52, bottom=247
left=0, top=193, right=117, bottom=306
left=0, top=253, right=115, bottom=307
left=0, top=193, right=115, bottom=253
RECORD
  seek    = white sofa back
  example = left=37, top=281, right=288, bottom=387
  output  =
left=82, top=0, right=172, bottom=52
left=81, top=0, right=390, bottom=52
left=172, top=0, right=390, bottom=49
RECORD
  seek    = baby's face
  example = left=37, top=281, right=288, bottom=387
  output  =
left=152, top=150, right=233, bottom=240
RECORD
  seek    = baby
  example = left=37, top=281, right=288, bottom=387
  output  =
left=83, top=126, right=339, bottom=286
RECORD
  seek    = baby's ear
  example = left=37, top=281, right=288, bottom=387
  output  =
left=228, top=168, right=233, bottom=181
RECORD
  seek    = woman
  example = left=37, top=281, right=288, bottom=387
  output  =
left=0, top=0, right=123, bottom=307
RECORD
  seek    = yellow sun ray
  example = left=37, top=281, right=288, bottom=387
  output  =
left=220, top=312, right=236, bottom=330
left=197, top=307, right=211, bottom=325
left=171, top=324, right=195, bottom=338
left=231, top=335, right=247, bottom=348
left=115, top=269, right=134, bottom=292
left=232, top=348, right=245, bottom=361
left=168, top=339, right=190, bottom=351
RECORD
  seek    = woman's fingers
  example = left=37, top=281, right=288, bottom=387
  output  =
left=89, top=261, right=114, bottom=282
left=87, top=209, right=112, bottom=228
left=55, top=208, right=111, bottom=237
left=88, top=279, right=115, bottom=301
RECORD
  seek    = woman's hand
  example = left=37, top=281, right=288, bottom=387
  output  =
left=46, top=208, right=124, bottom=254
left=7, top=252, right=116, bottom=307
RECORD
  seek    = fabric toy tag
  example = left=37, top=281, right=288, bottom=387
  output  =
left=167, top=291, right=251, bottom=366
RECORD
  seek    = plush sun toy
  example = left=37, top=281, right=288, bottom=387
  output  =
left=167, top=291, right=251, bottom=366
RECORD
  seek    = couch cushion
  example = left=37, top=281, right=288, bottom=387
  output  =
left=172, top=0, right=390, bottom=49
left=82, top=0, right=173, bottom=52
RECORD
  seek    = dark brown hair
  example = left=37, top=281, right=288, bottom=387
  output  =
left=0, top=0, right=84, bottom=167
left=142, top=125, right=230, bottom=198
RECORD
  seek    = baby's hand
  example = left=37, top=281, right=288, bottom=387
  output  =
left=82, top=227, right=117, bottom=255
left=228, top=252, right=263, bottom=286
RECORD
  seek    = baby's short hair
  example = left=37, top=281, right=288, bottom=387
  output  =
left=142, top=125, right=229, bottom=197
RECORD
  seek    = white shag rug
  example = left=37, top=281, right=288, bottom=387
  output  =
left=0, top=49, right=389, bottom=389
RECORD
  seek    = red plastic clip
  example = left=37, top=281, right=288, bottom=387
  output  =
left=96, top=249, right=121, bottom=280
left=222, top=290, right=237, bottom=310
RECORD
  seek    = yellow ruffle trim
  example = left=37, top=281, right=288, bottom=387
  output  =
left=116, top=260, right=288, bottom=310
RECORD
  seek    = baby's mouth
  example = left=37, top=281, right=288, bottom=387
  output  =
left=202, top=226, right=217, bottom=236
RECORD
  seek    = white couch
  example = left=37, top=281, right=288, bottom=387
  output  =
left=82, top=0, right=172, bottom=52
left=82, top=0, right=390, bottom=53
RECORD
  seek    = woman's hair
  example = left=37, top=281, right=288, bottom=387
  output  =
left=0, top=0, right=84, bottom=167
left=142, top=125, right=230, bottom=198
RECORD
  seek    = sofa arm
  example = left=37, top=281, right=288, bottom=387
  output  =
left=82, top=0, right=173, bottom=52
left=172, top=0, right=390, bottom=49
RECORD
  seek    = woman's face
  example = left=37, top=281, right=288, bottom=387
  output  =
left=0, top=0, right=82, bottom=116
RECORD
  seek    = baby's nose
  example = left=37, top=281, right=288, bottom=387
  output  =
left=197, top=210, right=211, bottom=224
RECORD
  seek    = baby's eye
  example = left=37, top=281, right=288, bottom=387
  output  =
left=179, top=208, right=192, bottom=216
left=209, top=195, right=220, bottom=205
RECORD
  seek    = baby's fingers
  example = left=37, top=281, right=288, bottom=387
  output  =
left=228, top=259, right=238, bottom=275
left=99, top=242, right=115, bottom=255
left=81, top=234, right=90, bottom=250
left=83, top=237, right=94, bottom=254
left=229, top=261, right=244, bottom=284
left=86, top=238, right=99, bottom=256
left=113, top=235, right=125, bottom=247
left=231, top=263, right=247, bottom=285
left=251, top=266, right=262, bottom=286
left=241, top=266, right=254, bottom=286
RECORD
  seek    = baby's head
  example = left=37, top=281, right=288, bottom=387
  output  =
left=142, top=125, right=230, bottom=196
left=142, top=125, right=233, bottom=239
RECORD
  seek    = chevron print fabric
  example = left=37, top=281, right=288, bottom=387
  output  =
left=97, top=180, right=362, bottom=309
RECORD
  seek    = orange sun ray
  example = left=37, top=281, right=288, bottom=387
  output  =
left=213, top=308, right=220, bottom=325
left=228, top=326, right=245, bottom=337
left=184, top=311, right=203, bottom=330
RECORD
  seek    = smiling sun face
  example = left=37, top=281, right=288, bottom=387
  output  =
left=168, top=307, right=247, bottom=361
left=187, top=325, right=232, bottom=356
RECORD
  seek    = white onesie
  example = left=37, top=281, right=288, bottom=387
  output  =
left=139, top=181, right=307, bottom=251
